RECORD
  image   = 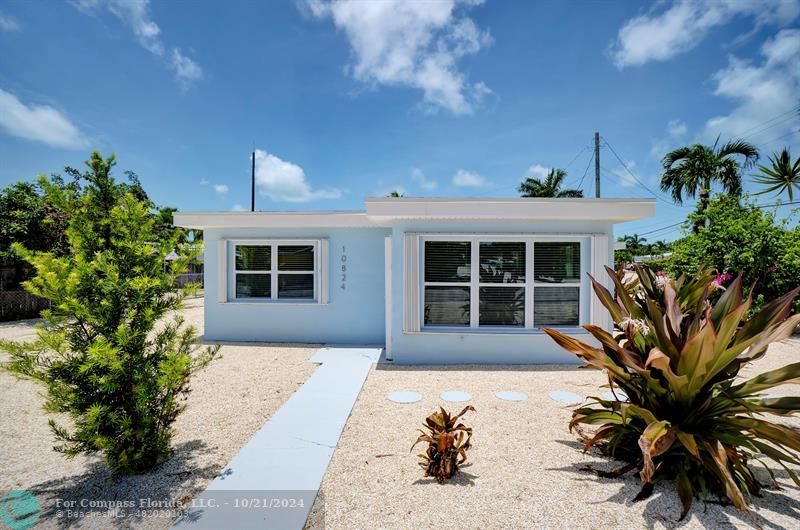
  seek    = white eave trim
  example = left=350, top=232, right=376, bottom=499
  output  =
left=365, top=197, right=656, bottom=222
left=173, top=211, right=384, bottom=229
left=174, top=198, right=656, bottom=228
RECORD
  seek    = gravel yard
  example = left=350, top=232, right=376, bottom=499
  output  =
left=316, top=338, right=800, bottom=530
left=2, top=300, right=799, bottom=530
left=0, top=300, right=319, bottom=529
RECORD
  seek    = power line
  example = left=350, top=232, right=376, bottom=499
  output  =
left=563, top=144, right=592, bottom=170
left=622, top=199, right=800, bottom=239
left=736, top=105, right=800, bottom=138
left=576, top=148, right=594, bottom=190
left=601, top=137, right=677, bottom=206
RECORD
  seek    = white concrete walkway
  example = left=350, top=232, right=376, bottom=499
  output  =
left=173, top=346, right=382, bottom=530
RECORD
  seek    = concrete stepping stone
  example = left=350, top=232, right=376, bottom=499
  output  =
left=387, top=391, right=422, bottom=404
left=495, top=391, right=528, bottom=401
left=548, top=390, right=583, bottom=405
left=440, top=390, right=472, bottom=402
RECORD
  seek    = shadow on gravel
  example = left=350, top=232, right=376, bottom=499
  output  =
left=548, top=454, right=800, bottom=530
left=27, top=439, right=219, bottom=529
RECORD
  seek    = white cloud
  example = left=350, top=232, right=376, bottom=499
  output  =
left=609, top=160, right=639, bottom=188
left=304, top=0, right=492, bottom=114
left=253, top=149, right=343, bottom=202
left=666, top=119, right=688, bottom=137
left=0, top=12, right=20, bottom=31
left=525, top=164, right=550, bottom=180
left=75, top=0, right=203, bottom=83
left=0, top=89, right=88, bottom=149
left=704, top=29, right=800, bottom=145
left=452, top=169, right=486, bottom=187
left=609, top=0, right=800, bottom=68
left=213, top=184, right=229, bottom=194
left=651, top=119, right=689, bottom=159
left=231, top=204, right=246, bottom=212
left=171, top=49, right=203, bottom=82
left=410, top=167, right=437, bottom=190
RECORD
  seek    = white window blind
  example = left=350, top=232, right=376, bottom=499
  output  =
left=415, top=236, right=586, bottom=331
left=532, top=242, right=581, bottom=326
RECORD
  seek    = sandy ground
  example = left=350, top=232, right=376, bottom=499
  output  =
left=0, top=300, right=319, bottom=529
left=316, top=338, right=800, bottom=530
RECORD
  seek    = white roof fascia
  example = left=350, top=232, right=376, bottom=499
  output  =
left=364, top=197, right=656, bottom=222
left=173, top=211, right=383, bottom=229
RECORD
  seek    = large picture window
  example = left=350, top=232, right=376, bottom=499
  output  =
left=231, top=241, right=318, bottom=302
left=421, top=237, right=581, bottom=329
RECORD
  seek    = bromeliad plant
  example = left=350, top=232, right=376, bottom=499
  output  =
left=543, top=265, right=800, bottom=519
left=411, top=406, right=475, bottom=483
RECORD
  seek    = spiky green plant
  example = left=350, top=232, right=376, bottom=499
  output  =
left=411, top=406, right=475, bottom=483
left=544, top=265, right=800, bottom=519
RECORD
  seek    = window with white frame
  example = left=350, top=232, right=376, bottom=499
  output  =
left=231, top=241, right=319, bottom=301
left=421, top=237, right=581, bottom=329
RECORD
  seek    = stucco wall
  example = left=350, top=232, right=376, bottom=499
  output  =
left=203, top=227, right=388, bottom=344
left=388, top=219, right=613, bottom=364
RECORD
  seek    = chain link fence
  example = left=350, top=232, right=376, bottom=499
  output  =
left=0, top=290, right=51, bottom=322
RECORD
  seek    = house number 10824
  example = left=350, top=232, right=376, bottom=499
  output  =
left=340, top=246, right=347, bottom=290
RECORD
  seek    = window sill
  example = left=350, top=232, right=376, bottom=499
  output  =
left=222, top=300, right=326, bottom=306
left=407, top=326, right=589, bottom=336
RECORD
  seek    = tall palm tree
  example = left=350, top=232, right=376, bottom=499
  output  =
left=518, top=168, right=583, bottom=198
left=753, top=147, right=800, bottom=201
left=660, top=138, right=758, bottom=232
left=624, top=233, right=647, bottom=249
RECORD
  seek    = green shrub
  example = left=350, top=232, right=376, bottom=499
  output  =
left=544, top=265, right=800, bottom=519
left=667, top=194, right=800, bottom=313
left=0, top=152, right=219, bottom=475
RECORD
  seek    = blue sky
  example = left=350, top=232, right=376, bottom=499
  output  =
left=0, top=0, right=798, bottom=241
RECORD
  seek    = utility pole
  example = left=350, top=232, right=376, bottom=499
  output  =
left=251, top=150, right=256, bottom=212
left=594, top=132, right=600, bottom=198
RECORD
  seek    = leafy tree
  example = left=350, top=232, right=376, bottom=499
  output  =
left=0, top=152, right=219, bottom=474
left=518, top=168, right=583, bottom=198
left=753, top=147, right=800, bottom=201
left=660, top=138, right=758, bottom=232
left=666, top=194, right=800, bottom=313
left=387, top=190, right=405, bottom=197
left=0, top=178, right=75, bottom=288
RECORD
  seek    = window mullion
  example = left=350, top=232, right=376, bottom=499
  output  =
left=271, top=243, right=278, bottom=300
left=470, top=239, right=478, bottom=328
left=525, top=239, right=534, bottom=329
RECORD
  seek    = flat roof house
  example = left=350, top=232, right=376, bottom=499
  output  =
left=174, top=197, right=655, bottom=364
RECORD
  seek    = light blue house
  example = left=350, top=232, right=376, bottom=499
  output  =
left=174, top=198, right=654, bottom=364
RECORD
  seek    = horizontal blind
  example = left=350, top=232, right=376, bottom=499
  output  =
left=534, top=286, right=579, bottom=326
left=424, top=241, right=471, bottom=283
left=479, top=241, right=525, bottom=283
left=534, top=242, right=580, bottom=283
left=278, top=245, right=314, bottom=271
left=236, top=245, right=271, bottom=271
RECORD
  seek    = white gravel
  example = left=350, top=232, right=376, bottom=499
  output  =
left=0, top=301, right=319, bottom=529
left=315, top=338, right=800, bottom=530
left=3, top=302, right=799, bottom=530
